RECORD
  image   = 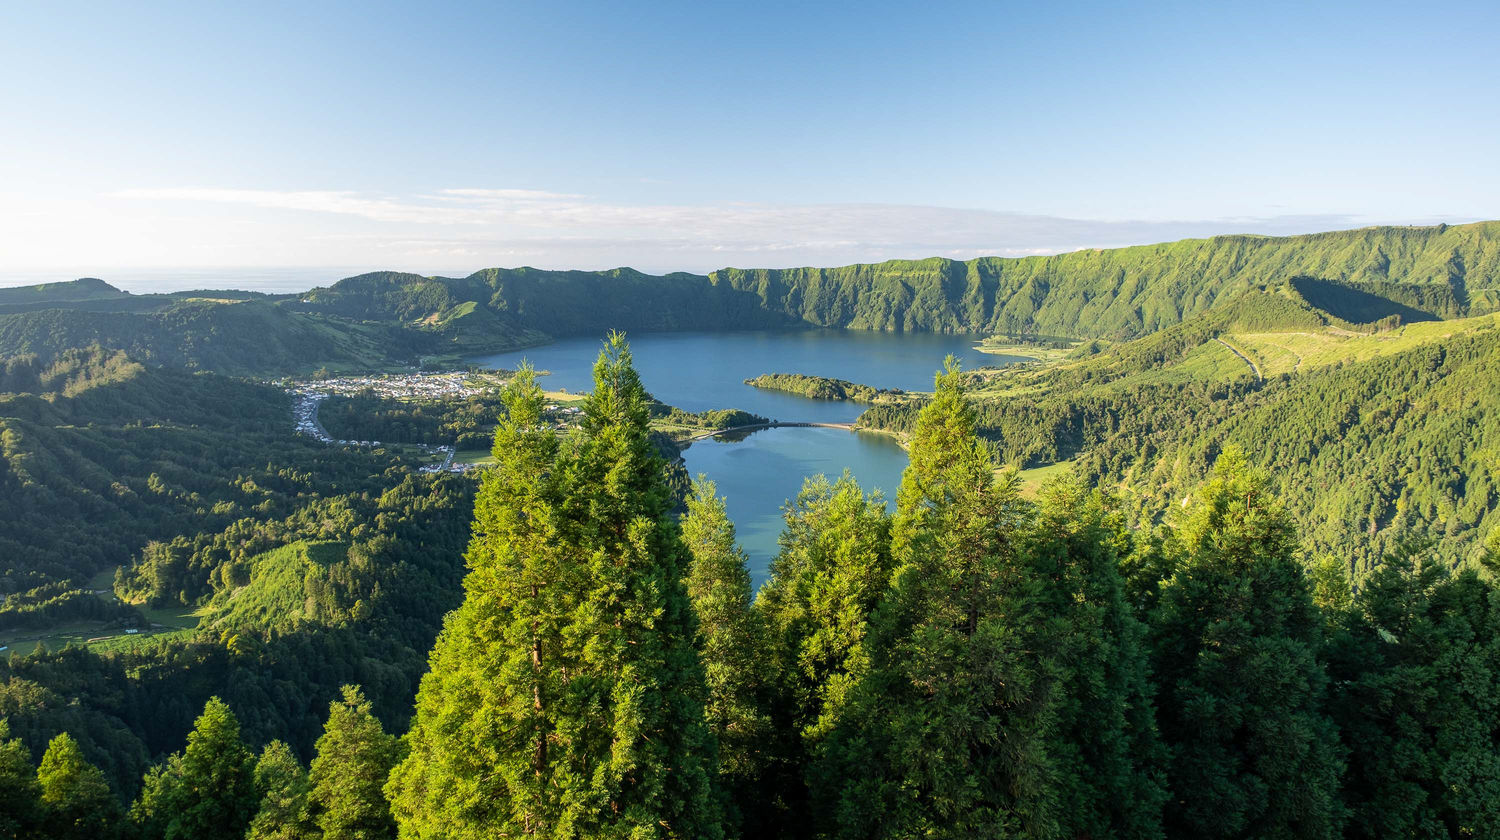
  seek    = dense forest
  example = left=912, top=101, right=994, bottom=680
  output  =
left=4, top=340, right=1499, bottom=838
left=855, top=300, right=1500, bottom=575
left=5, top=221, right=1500, bottom=837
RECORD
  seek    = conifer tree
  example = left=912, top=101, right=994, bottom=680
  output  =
left=1328, top=547, right=1500, bottom=837
left=755, top=473, right=893, bottom=738
left=129, top=697, right=259, bottom=840
left=309, top=685, right=399, bottom=840
left=751, top=471, right=891, bottom=838
left=681, top=477, right=770, bottom=833
left=1149, top=448, right=1346, bottom=839
left=389, top=340, right=721, bottom=839
left=36, top=732, right=121, bottom=840
left=387, top=363, right=570, bottom=837
left=814, top=358, right=1054, bottom=839
left=246, top=740, right=314, bottom=840
left=0, top=720, right=42, bottom=840
left=553, top=332, right=721, bottom=839
left=1027, top=481, right=1166, bottom=840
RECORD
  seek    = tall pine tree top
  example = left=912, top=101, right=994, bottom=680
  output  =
left=130, top=697, right=259, bottom=840
left=310, top=685, right=399, bottom=840
left=1150, top=448, right=1346, bottom=840
left=389, top=335, right=721, bottom=840
left=816, top=359, right=1059, bottom=840
left=37, top=731, right=122, bottom=840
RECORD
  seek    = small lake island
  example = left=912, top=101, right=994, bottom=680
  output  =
left=744, top=372, right=907, bottom=404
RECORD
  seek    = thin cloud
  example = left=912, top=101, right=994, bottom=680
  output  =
left=97, top=186, right=1471, bottom=275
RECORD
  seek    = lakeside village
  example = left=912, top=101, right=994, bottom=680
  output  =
left=283, top=371, right=503, bottom=473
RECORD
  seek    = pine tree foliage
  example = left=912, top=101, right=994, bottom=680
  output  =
left=0, top=720, right=42, bottom=840
left=36, top=732, right=121, bottom=840
left=1026, top=482, right=1167, bottom=840
left=750, top=471, right=892, bottom=838
left=815, top=358, right=1055, bottom=839
left=309, top=686, right=399, bottom=840
left=680, top=478, right=770, bottom=822
left=246, top=740, right=313, bottom=840
left=1149, top=448, right=1346, bottom=839
left=552, top=332, right=720, bottom=840
left=129, top=697, right=259, bottom=840
left=386, top=362, right=569, bottom=838
left=1328, top=547, right=1500, bottom=837
left=756, top=473, right=893, bottom=741
left=388, top=338, right=721, bottom=840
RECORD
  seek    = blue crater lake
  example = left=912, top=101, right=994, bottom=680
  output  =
left=470, top=329, right=1025, bottom=583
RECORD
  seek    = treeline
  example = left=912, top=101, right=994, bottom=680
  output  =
left=745, top=372, right=904, bottom=403
left=0, top=346, right=142, bottom=396
left=10, top=342, right=1498, bottom=838
left=0, top=581, right=138, bottom=632
left=0, top=299, right=413, bottom=375
left=650, top=403, right=767, bottom=430
left=859, top=320, right=1500, bottom=576
left=0, top=688, right=401, bottom=840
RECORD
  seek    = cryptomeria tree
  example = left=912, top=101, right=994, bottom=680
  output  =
left=308, top=685, right=399, bottom=840
left=245, top=740, right=313, bottom=840
left=752, top=472, right=892, bottom=839
left=129, top=697, right=258, bottom=840
left=680, top=478, right=770, bottom=832
left=1026, top=481, right=1166, bottom=840
left=36, top=732, right=119, bottom=840
left=553, top=332, right=721, bottom=839
left=387, top=363, right=571, bottom=837
left=817, top=359, right=1056, bottom=839
left=1329, top=545, right=1500, bottom=837
left=0, top=719, right=42, bottom=840
left=1149, top=448, right=1346, bottom=839
left=389, top=338, right=721, bottom=839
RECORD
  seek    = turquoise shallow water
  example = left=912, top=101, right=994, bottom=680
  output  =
left=470, top=329, right=1024, bottom=585
left=679, top=426, right=909, bottom=584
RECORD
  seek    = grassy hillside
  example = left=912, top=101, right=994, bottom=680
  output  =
left=0, top=277, right=127, bottom=307
left=857, top=298, right=1500, bottom=575
left=5, top=221, right=1499, bottom=377
left=0, top=299, right=404, bottom=375
left=197, top=540, right=350, bottom=632
left=294, top=222, right=1500, bottom=361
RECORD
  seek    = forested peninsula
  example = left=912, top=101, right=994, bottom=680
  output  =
left=744, top=373, right=902, bottom=403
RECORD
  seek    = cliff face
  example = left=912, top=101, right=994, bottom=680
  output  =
left=710, top=221, right=1500, bottom=338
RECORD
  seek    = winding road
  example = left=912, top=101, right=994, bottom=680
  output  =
left=1214, top=338, right=1263, bottom=383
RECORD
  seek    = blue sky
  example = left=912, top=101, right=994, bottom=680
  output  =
left=3, top=0, right=1497, bottom=284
